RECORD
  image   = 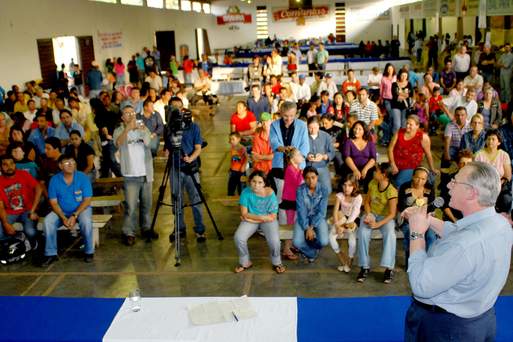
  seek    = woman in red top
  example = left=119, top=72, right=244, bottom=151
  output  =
left=230, top=101, right=257, bottom=143
left=387, top=114, right=438, bottom=188
left=328, top=92, right=346, bottom=123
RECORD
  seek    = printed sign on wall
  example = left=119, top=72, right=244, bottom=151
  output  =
left=272, top=6, right=329, bottom=21
left=217, top=5, right=252, bottom=25
left=98, top=31, right=122, bottom=49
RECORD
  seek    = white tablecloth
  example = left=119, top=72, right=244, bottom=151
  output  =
left=103, top=297, right=297, bottom=342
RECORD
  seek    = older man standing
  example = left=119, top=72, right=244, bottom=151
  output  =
left=269, top=101, right=309, bottom=198
left=403, top=161, right=512, bottom=341
left=498, top=43, right=513, bottom=103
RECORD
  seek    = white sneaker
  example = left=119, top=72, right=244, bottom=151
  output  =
left=343, top=265, right=351, bottom=273
left=337, top=265, right=345, bottom=272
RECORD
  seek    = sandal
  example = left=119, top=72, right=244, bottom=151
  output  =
left=234, top=263, right=253, bottom=273
left=272, top=264, right=286, bottom=274
left=282, top=252, right=298, bottom=260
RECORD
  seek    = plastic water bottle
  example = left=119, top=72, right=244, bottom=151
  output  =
left=128, top=288, right=141, bottom=312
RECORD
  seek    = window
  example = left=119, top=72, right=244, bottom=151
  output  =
left=121, top=0, right=143, bottom=5
left=256, top=6, right=268, bottom=40
left=192, top=1, right=202, bottom=12
left=165, top=0, right=179, bottom=10
left=90, top=0, right=117, bottom=3
left=181, top=0, right=191, bottom=11
left=202, top=3, right=211, bottom=14
left=147, top=0, right=163, bottom=8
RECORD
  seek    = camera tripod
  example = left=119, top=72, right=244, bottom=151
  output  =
left=149, top=149, right=223, bottom=267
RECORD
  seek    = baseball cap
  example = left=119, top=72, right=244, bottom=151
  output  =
left=298, top=74, right=306, bottom=79
left=260, top=112, right=272, bottom=122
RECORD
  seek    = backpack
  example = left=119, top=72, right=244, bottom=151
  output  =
left=0, top=232, right=32, bottom=265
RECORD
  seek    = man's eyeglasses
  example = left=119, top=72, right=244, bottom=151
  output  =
left=62, top=161, right=76, bottom=166
left=449, top=178, right=473, bottom=188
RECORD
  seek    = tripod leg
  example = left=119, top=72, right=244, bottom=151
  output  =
left=188, top=172, right=224, bottom=240
left=149, top=158, right=171, bottom=235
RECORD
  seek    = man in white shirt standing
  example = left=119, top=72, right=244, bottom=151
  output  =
left=270, top=49, right=283, bottom=77
left=306, top=44, right=318, bottom=76
left=144, top=70, right=163, bottom=92
left=153, top=89, right=172, bottom=125
left=24, top=99, right=38, bottom=127
left=114, top=105, right=156, bottom=246
left=367, top=67, right=382, bottom=100
left=453, top=46, right=471, bottom=81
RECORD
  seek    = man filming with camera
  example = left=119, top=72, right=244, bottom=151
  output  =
left=114, top=104, right=156, bottom=246
left=165, top=98, right=207, bottom=243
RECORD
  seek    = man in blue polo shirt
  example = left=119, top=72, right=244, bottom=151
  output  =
left=28, top=112, right=55, bottom=156
left=41, top=154, right=93, bottom=267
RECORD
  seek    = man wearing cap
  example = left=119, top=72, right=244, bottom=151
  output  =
left=296, top=74, right=311, bottom=105
left=86, top=61, right=103, bottom=99
left=318, top=73, right=337, bottom=100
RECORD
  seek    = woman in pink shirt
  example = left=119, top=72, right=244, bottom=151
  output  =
left=114, top=57, right=126, bottom=86
left=380, top=63, right=396, bottom=145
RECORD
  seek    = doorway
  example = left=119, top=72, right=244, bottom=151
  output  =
left=36, top=35, right=95, bottom=89
left=195, top=28, right=211, bottom=59
left=155, top=31, right=176, bottom=72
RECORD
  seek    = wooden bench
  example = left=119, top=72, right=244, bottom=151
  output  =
left=278, top=224, right=404, bottom=240
left=91, top=194, right=124, bottom=208
left=16, top=214, right=113, bottom=248
left=213, top=193, right=338, bottom=207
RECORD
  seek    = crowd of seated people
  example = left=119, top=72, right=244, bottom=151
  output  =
left=230, top=38, right=513, bottom=283
left=2, top=37, right=513, bottom=282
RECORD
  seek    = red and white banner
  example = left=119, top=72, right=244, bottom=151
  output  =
left=273, top=6, right=329, bottom=21
left=216, top=13, right=252, bottom=25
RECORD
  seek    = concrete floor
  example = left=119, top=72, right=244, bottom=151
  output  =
left=1, top=96, right=512, bottom=299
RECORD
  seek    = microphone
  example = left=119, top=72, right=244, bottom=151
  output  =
left=427, top=197, right=444, bottom=213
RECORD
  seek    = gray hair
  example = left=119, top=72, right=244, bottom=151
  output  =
left=465, top=161, right=501, bottom=207
left=280, top=101, right=297, bottom=115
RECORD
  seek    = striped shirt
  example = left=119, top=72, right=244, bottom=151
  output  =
left=349, top=99, right=378, bottom=125
left=444, top=122, right=470, bottom=148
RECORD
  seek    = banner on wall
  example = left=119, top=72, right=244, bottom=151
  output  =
left=97, top=31, right=122, bottom=49
left=272, top=6, right=329, bottom=21
left=487, top=0, right=513, bottom=16
left=217, top=6, right=252, bottom=25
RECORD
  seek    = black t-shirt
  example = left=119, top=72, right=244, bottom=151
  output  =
left=391, top=82, right=413, bottom=110
left=398, top=181, right=435, bottom=214
left=65, top=142, right=95, bottom=172
left=478, top=52, right=496, bottom=74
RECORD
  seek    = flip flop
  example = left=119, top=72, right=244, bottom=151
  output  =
left=234, top=263, right=253, bottom=273
left=272, top=264, right=286, bottom=274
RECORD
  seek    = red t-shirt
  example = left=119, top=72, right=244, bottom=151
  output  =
left=183, top=60, right=194, bottom=74
left=0, top=170, right=38, bottom=215
left=393, top=128, right=424, bottom=170
left=230, top=111, right=257, bottom=133
left=428, top=95, right=443, bottom=113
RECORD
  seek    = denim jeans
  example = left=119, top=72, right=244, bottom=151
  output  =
left=234, top=220, right=281, bottom=266
left=381, top=99, right=393, bottom=144
left=100, top=140, right=122, bottom=178
left=316, top=166, right=332, bottom=195
left=393, top=169, right=414, bottom=189
left=149, top=135, right=160, bottom=157
left=0, top=212, right=37, bottom=241
left=227, top=170, right=245, bottom=196
left=123, top=176, right=153, bottom=237
left=357, top=214, right=396, bottom=269
left=293, top=219, right=329, bottom=259
left=401, top=223, right=436, bottom=257
left=43, top=207, right=94, bottom=256
left=404, top=300, right=496, bottom=342
left=172, top=168, right=205, bottom=234
left=391, top=108, right=406, bottom=134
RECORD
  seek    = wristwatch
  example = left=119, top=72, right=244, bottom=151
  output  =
left=410, top=231, right=425, bottom=240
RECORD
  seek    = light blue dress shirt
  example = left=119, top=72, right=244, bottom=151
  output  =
left=408, top=207, right=513, bottom=318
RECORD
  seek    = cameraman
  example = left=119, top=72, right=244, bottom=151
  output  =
left=114, top=104, right=156, bottom=246
left=165, top=98, right=207, bottom=242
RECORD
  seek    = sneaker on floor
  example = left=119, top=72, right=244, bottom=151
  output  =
left=169, top=231, right=186, bottom=242
left=196, top=234, right=206, bottom=243
left=40, top=255, right=58, bottom=268
left=356, top=267, right=370, bottom=282
left=143, top=229, right=159, bottom=241
left=383, top=269, right=394, bottom=284
left=84, top=253, right=94, bottom=263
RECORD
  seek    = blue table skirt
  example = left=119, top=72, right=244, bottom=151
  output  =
left=0, top=296, right=124, bottom=342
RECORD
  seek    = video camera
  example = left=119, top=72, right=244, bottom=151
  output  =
left=164, top=106, right=193, bottom=150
